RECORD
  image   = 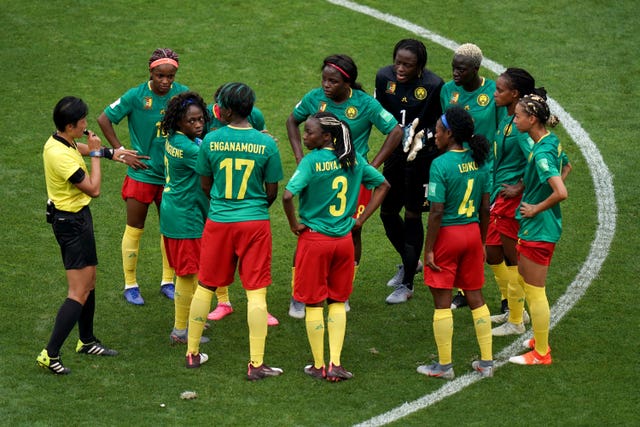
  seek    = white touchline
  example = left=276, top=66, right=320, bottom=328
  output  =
left=324, top=1, right=618, bottom=426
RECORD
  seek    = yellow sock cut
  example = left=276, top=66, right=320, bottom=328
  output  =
left=215, top=286, right=230, bottom=305
left=327, top=302, right=346, bottom=367
left=489, top=261, right=509, bottom=301
left=122, top=225, right=143, bottom=286
left=246, top=288, right=268, bottom=367
left=507, top=269, right=526, bottom=323
left=523, top=282, right=550, bottom=355
left=174, top=274, right=196, bottom=330
left=187, top=285, right=213, bottom=356
left=160, top=235, right=175, bottom=284
left=433, top=308, right=453, bottom=365
left=353, top=263, right=359, bottom=282
left=471, top=304, right=493, bottom=361
left=290, top=267, right=295, bottom=296
left=305, top=306, right=325, bottom=369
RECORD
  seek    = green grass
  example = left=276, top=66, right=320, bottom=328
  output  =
left=1, top=0, right=637, bottom=425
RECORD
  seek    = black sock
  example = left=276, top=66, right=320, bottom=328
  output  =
left=46, top=298, right=83, bottom=357
left=401, top=217, right=424, bottom=289
left=381, top=211, right=405, bottom=255
left=78, top=290, right=96, bottom=343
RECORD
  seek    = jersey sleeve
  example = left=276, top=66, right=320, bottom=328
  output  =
left=427, top=159, right=446, bottom=203
left=264, top=140, right=284, bottom=184
left=103, top=88, right=135, bottom=125
left=285, top=156, right=313, bottom=196
left=367, top=96, right=398, bottom=135
left=291, top=91, right=315, bottom=123
left=195, top=142, right=213, bottom=178
left=359, top=154, right=385, bottom=189
left=249, top=107, right=266, bottom=131
left=534, top=150, right=560, bottom=184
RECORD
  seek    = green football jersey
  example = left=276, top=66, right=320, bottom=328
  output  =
left=427, top=148, right=491, bottom=226
left=292, top=88, right=398, bottom=159
left=196, top=125, right=283, bottom=223
left=491, top=114, right=529, bottom=203
left=103, top=81, right=189, bottom=185
left=285, top=150, right=385, bottom=237
left=160, top=132, right=209, bottom=239
left=440, top=78, right=503, bottom=142
left=517, top=132, right=564, bottom=243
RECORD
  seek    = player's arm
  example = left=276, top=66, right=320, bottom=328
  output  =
left=285, top=113, right=305, bottom=164
left=424, top=201, right=444, bottom=272
left=561, top=162, right=572, bottom=181
left=353, top=179, right=390, bottom=230
left=265, top=182, right=278, bottom=207
left=97, top=112, right=149, bottom=169
left=282, top=189, right=306, bottom=235
left=200, top=176, right=213, bottom=199
left=369, top=125, right=403, bottom=168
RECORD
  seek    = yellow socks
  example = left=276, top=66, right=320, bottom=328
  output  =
left=122, top=225, right=143, bottom=286
left=291, top=267, right=295, bottom=295
left=246, top=288, right=268, bottom=367
left=160, top=235, right=175, bottom=284
left=215, top=286, right=230, bottom=305
left=507, top=269, right=526, bottom=323
left=433, top=308, right=453, bottom=365
left=471, top=304, right=493, bottom=361
left=327, top=302, right=346, bottom=367
left=305, top=306, right=325, bottom=369
left=523, top=282, right=550, bottom=355
left=353, top=263, right=359, bottom=282
left=174, top=274, right=197, bottom=330
left=489, top=261, right=509, bottom=301
left=187, top=285, right=213, bottom=356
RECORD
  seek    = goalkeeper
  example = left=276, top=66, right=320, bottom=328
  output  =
left=374, top=39, right=444, bottom=304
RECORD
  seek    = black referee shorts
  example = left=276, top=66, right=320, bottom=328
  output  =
left=51, top=205, right=98, bottom=270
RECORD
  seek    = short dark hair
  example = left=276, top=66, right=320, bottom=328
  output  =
left=53, top=96, right=88, bottom=131
left=216, top=82, right=255, bottom=118
left=393, top=39, right=428, bottom=71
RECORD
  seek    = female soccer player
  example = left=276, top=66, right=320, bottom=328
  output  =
left=286, top=54, right=403, bottom=317
left=38, top=97, right=135, bottom=373
left=508, top=94, right=569, bottom=366
left=374, top=39, right=444, bottom=304
left=97, top=48, right=188, bottom=305
left=440, top=42, right=504, bottom=309
left=204, top=84, right=278, bottom=327
left=186, top=83, right=284, bottom=381
left=283, top=112, right=390, bottom=381
left=417, top=106, right=493, bottom=380
left=159, top=92, right=212, bottom=345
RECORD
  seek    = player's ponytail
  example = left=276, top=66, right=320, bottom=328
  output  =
left=443, top=106, right=490, bottom=166
left=313, top=112, right=355, bottom=170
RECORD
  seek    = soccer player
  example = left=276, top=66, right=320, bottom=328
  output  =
left=204, top=84, right=278, bottom=327
left=97, top=48, right=188, bottom=305
left=374, top=39, right=444, bottom=304
left=417, top=106, right=493, bottom=380
left=283, top=112, right=390, bottom=381
left=440, top=42, right=504, bottom=309
left=38, top=97, right=134, bottom=374
left=159, top=91, right=212, bottom=345
left=508, top=94, right=569, bottom=366
left=185, top=83, right=284, bottom=381
left=286, top=53, right=403, bottom=318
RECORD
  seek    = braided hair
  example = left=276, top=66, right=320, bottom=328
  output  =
left=442, top=106, right=490, bottom=166
left=148, top=48, right=179, bottom=68
left=518, top=94, right=559, bottom=127
left=313, top=111, right=355, bottom=170
left=322, top=54, right=363, bottom=91
left=161, top=91, right=210, bottom=137
left=393, top=39, right=428, bottom=73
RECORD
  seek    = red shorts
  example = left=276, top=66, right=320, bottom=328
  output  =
left=293, top=230, right=354, bottom=304
left=353, top=185, right=372, bottom=219
left=486, top=195, right=521, bottom=245
left=424, top=223, right=485, bottom=291
left=198, top=219, right=272, bottom=290
left=121, top=176, right=163, bottom=205
left=163, top=236, right=201, bottom=276
left=516, top=239, right=556, bottom=266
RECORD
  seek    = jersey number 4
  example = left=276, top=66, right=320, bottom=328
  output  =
left=458, top=178, right=476, bottom=217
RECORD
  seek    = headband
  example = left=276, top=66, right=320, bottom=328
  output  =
left=327, top=62, right=350, bottom=80
left=441, top=114, right=450, bottom=130
left=149, top=58, right=179, bottom=70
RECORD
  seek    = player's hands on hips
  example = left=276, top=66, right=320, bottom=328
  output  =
left=519, top=202, right=538, bottom=218
left=116, top=148, right=150, bottom=169
left=290, top=223, right=307, bottom=236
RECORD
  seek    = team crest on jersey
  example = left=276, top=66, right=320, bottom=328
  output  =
left=386, top=81, right=396, bottom=94
left=144, top=97, right=153, bottom=110
left=450, top=92, right=459, bottom=104
left=319, top=102, right=327, bottom=112
left=345, top=106, right=358, bottom=119
left=414, top=87, right=427, bottom=100
left=477, top=94, right=490, bottom=107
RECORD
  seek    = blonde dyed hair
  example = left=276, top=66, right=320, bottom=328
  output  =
left=454, top=43, right=483, bottom=68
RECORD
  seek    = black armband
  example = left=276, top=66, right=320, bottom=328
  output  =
left=101, top=147, right=115, bottom=160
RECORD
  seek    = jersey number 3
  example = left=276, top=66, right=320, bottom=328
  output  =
left=329, top=176, right=348, bottom=217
